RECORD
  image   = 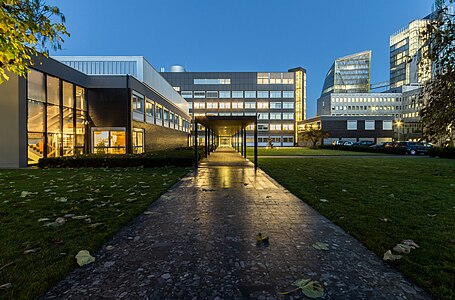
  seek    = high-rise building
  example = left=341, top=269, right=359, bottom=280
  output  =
left=162, top=68, right=307, bottom=147
left=389, top=18, right=431, bottom=88
left=321, top=50, right=371, bottom=96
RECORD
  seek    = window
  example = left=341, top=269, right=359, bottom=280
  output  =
left=258, top=124, right=269, bottom=131
left=93, top=129, right=126, bottom=154
left=163, top=110, right=170, bottom=127
left=28, top=70, right=45, bottom=102
left=283, top=91, right=294, bottom=98
left=188, top=102, right=193, bottom=109
left=47, top=105, right=60, bottom=133
left=194, top=79, right=231, bottom=84
left=258, top=113, right=269, bottom=120
left=257, top=102, right=269, bottom=109
left=62, top=81, right=74, bottom=107
left=282, top=124, right=294, bottom=131
left=132, top=93, right=145, bottom=121
left=194, top=91, right=205, bottom=98
left=219, top=102, right=231, bottom=109
left=156, top=105, right=163, bottom=121
left=270, top=124, right=282, bottom=130
left=76, top=86, right=85, bottom=111
left=207, top=102, right=218, bottom=109
left=232, top=91, right=243, bottom=98
left=258, top=91, right=269, bottom=98
left=232, top=102, right=243, bottom=109
left=218, top=91, right=230, bottom=98
left=283, top=102, right=294, bottom=109
left=181, top=91, right=193, bottom=98
left=283, top=136, right=294, bottom=143
left=206, top=91, right=218, bottom=98
left=365, top=120, right=375, bottom=130
left=257, top=73, right=269, bottom=84
left=283, top=113, right=294, bottom=120
left=193, top=102, right=205, bottom=109
left=133, top=129, right=144, bottom=153
left=270, top=91, right=282, bottom=98
left=270, top=73, right=282, bottom=84
left=146, top=100, right=155, bottom=117
left=270, top=102, right=282, bottom=109
left=245, top=91, right=256, bottom=98
left=383, top=120, right=393, bottom=130
left=245, top=102, right=256, bottom=109
left=282, top=73, right=295, bottom=84
left=28, top=101, right=45, bottom=132
left=347, top=120, right=358, bottom=130
left=269, top=113, right=280, bottom=120
left=47, top=76, right=60, bottom=105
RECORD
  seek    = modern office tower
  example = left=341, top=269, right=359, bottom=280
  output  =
left=321, top=50, right=371, bottom=96
left=0, top=56, right=191, bottom=168
left=161, top=67, right=307, bottom=147
left=390, top=18, right=431, bottom=88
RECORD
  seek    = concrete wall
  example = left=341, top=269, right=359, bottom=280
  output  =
left=132, top=121, right=189, bottom=151
left=0, top=74, right=27, bottom=168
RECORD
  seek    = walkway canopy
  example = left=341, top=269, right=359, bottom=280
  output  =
left=194, top=115, right=258, bottom=170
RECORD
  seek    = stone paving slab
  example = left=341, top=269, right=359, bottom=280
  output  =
left=42, top=148, right=430, bottom=299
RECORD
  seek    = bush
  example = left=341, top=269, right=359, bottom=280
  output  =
left=428, top=147, right=455, bottom=159
left=319, top=145, right=407, bottom=155
left=38, top=149, right=201, bottom=168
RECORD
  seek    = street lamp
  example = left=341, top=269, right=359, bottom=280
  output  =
left=395, top=120, right=403, bottom=141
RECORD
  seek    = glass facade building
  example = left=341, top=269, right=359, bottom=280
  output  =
left=321, top=50, right=371, bottom=96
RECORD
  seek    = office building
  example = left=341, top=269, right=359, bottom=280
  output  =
left=0, top=56, right=191, bottom=168
left=161, top=67, right=307, bottom=147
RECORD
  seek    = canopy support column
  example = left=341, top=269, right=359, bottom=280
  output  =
left=194, top=120, right=198, bottom=168
left=243, top=127, right=247, bottom=158
left=254, top=119, right=258, bottom=172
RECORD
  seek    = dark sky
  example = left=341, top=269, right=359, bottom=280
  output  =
left=49, top=0, right=434, bottom=117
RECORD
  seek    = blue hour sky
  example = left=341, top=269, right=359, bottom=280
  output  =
left=49, top=0, right=434, bottom=118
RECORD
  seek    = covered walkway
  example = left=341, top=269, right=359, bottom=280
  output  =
left=44, top=145, right=429, bottom=299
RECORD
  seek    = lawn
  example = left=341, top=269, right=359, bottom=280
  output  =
left=0, top=167, right=189, bottom=300
left=258, top=157, right=455, bottom=300
left=246, top=147, right=384, bottom=156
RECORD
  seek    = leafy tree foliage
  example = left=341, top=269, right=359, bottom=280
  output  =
left=0, top=0, right=68, bottom=83
left=420, top=0, right=455, bottom=145
left=300, top=127, right=329, bottom=147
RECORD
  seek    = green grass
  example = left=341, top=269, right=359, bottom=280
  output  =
left=0, top=167, right=188, bottom=300
left=258, top=157, right=455, bottom=299
left=246, top=147, right=384, bottom=156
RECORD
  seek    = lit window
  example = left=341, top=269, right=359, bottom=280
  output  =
left=194, top=91, right=205, bottom=98
left=270, top=91, right=282, bottom=98
left=207, top=102, right=218, bottom=109
left=258, top=113, right=269, bottom=120
left=219, top=102, right=231, bottom=109
left=93, top=129, right=126, bottom=154
left=270, top=102, right=282, bottom=109
left=257, top=73, right=269, bottom=84
left=219, top=91, right=231, bottom=98
left=283, top=102, right=294, bottom=109
left=181, top=91, right=193, bottom=98
left=257, top=102, right=269, bottom=109
left=270, top=113, right=281, bottom=120
left=365, top=120, right=375, bottom=130
left=258, top=91, right=269, bottom=98
left=283, top=91, right=294, bottom=98
left=270, top=124, right=282, bottom=130
left=282, top=124, right=294, bottom=130
left=245, top=91, right=256, bottom=98
left=232, top=91, right=243, bottom=98
left=282, top=113, right=294, bottom=120
left=132, top=128, right=144, bottom=153
left=383, top=120, right=393, bottom=130
left=232, top=102, right=243, bottom=109
left=193, top=102, right=205, bottom=109
left=245, top=102, right=256, bottom=109
left=194, top=79, right=231, bottom=84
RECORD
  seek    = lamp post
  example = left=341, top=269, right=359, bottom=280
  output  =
left=395, top=120, right=403, bottom=141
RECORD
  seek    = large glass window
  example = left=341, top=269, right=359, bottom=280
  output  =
left=93, top=129, right=126, bottom=154
left=270, top=91, right=282, bottom=98
left=365, top=120, right=375, bottom=130
left=133, top=129, right=144, bottom=154
left=283, top=91, right=295, bottom=98
left=47, top=105, right=60, bottom=133
left=219, top=91, right=231, bottom=98
left=283, top=113, right=294, bottom=120
left=257, top=102, right=269, bottom=109
left=28, top=70, right=45, bottom=102
left=270, top=113, right=281, bottom=120
left=28, top=101, right=45, bottom=132
left=383, top=120, right=393, bottom=130
left=47, top=76, right=60, bottom=105
left=75, top=111, right=85, bottom=154
left=347, top=120, right=358, bottom=130
left=46, top=133, right=60, bottom=158
left=62, top=108, right=74, bottom=156
left=163, top=109, right=170, bottom=127
left=193, top=102, right=205, bottom=109
left=257, top=91, right=269, bottom=98
left=232, top=91, right=243, bottom=98
left=28, top=133, right=44, bottom=164
left=62, top=81, right=74, bottom=107
left=270, top=102, right=282, bottom=109
left=283, top=102, right=294, bottom=109
left=245, top=91, right=256, bottom=98
left=76, top=86, right=85, bottom=111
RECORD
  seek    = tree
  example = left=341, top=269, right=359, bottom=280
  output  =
left=300, top=127, right=329, bottom=147
left=0, top=0, right=68, bottom=83
left=419, top=0, right=455, bottom=145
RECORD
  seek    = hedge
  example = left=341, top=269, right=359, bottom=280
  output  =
left=428, top=147, right=455, bottom=159
left=319, top=145, right=407, bottom=155
left=38, top=149, right=202, bottom=168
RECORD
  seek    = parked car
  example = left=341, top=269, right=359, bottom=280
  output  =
left=396, top=141, right=433, bottom=155
left=332, top=140, right=345, bottom=146
left=370, top=142, right=387, bottom=149
left=353, top=141, right=375, bottom=147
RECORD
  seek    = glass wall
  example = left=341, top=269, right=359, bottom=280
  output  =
left=93, top=129, right=126, bottom=154
left=27, top=69, right=87, bottom=164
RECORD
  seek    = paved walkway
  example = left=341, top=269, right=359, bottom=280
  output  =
left=43, top=147, right=430, bottom=299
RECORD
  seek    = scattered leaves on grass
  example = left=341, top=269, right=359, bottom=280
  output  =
left=383, top=250, right=402, bottom=261
left=20, top=191, right=37, bottom=198
left=393, top=244, right=412, bottom=254
left=54, top=197, right=67, bottom=203
left=319, top=199, right=329, bottom=203
left=38, top=218, right=50, bottom=223
left=312, top=242, right=329, bottom=251
left=341, top=189, right=347, bottom=192
left=380, top=218, right=392, bottom=223
left=389, top=193, right=395, bottom=198
left=0, top=262, right=14, bottom=272
left=279, top=279, right=325, bottom=298
left=75, top=250, right=95, bottom=267
left=427, top=214, right=437, bottom=217
left=23, top=248, right=41, bottom=255
left=0, top=283, right=12, bottom=289
left=401, top=240, right=419, bottom=249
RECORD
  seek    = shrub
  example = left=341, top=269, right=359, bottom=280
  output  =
left=319, top=145, right=407, bottom=155
left=38, top=149, right=201, bottom=168
left=428, top=147, right=455, bottom=159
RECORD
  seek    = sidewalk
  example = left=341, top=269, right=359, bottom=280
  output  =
left=43, top=147, right=430, bottom=299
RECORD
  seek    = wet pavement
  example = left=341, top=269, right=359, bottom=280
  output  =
left=43, top=147, right=430, bottom=299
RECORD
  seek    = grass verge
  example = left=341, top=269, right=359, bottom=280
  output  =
left=258, top=157, right=455, bottom=299
left=0, top=167, right=188, bottom=300
left=246, top=147, right=385, bottom=156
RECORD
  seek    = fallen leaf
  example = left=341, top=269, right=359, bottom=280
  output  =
left=75, top=250, right=95, bottom=266
left=319, top=199, right=329, bottom=203
left=0, top=283, right=12, bottom=289
left=427, top=214, right=436, bottom=217
left=312, top=242, right=329, bottom=251
left=401, top=240, right=419, bottom=249
left=380, top=218, right=392, bottom=223
left=38, top=218, right=50, bottom=222
left=383, top=250, right=402, bottom=261
left=393, top=244, right=412, bottom=254
left=389, top=193, right=395, bottom=198
left=280, top=279, right=324, bottom=298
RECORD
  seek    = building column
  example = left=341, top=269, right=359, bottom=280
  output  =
left=254, top=119, right=258, bottom=171
left=243, top=127, right=247, bottom=158
left=194, top=121, right=198, bottom=168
